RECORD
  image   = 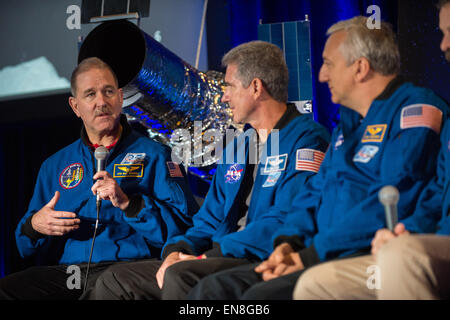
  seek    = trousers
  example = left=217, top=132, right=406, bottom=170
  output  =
left=0, top=261, right=117, bottom=300
left=87, top=257, right=252, bottom=300
left=187, top=262, right=305, bottom=300
left=293, top=234, right=450, bottom=300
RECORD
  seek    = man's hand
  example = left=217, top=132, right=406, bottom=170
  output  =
left=156, top=251, right=183, bottom=289
left=31, top=191, right=80, bottom=236
left=156, top=252, right=206, bottom=288
left=371, top=223, right=410, bottom=255
left=92, top=171, right=129, bottom=210
left=254, top=243, right=304, bottom=281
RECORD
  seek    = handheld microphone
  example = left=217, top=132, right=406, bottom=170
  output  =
left=378, top=185, right=399, bottom=232
left=94, top=146, right=109, bottom=206
left=85, top=145, right=109, bottom=293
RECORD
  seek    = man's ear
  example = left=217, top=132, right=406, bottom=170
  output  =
left=251, top=78, right=264, bottom=99
left=117, top=88, right=124, bottom=106
left=68, top=96, right=81, bottom=118
left=354, top=57, right=371, bottom=82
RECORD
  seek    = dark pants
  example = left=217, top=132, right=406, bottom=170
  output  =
left=88, top=257, right=252, bottom=300
left=0, top=262, right=116, bottom=300
left=187, top=262, right=305, bottom=300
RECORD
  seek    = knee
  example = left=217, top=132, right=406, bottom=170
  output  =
left=293, top=265, right=327, bottom=300
left=90, top=264, right=128, bottom=300
left=378, top=234, right=424, bottom=265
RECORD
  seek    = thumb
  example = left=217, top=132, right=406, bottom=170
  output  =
left=394, top=222, right=407, bottom=236
left=46, top=191, right=60, bottom=209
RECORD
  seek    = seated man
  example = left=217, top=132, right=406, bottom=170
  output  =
left=0, top=57, right=198, bottom=300
left=188, top=16, right=449, bottom=300
left=293, top=1, right=450, bottom=300
left=294, top=121, right=449, bottom=300
left=88, top=40, right=331, bottom=300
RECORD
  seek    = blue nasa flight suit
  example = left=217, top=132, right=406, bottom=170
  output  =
left=407, top=120, right=450, bottom=235
left=273, top=78, right=449, bottom=263
left=162, top=104, right=330, bottom=261
left=186, top=77, right=449, bottom=300
left=15, top=115, right=198, bottom=265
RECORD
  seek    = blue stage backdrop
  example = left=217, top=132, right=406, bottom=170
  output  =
left=207, top=0, right=398, bottom=133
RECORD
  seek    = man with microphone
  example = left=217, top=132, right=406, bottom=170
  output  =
left=0, top=57, right=198, bottom=299
left=293, top=0, right=450, bottom=300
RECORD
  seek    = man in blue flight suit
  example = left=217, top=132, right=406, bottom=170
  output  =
left=188, top=16, right=449, bottom=300
left=294, top=1, right=450, bottom=300
left=0, top=57, right=198, bottom=299
left=88, top=40, right=331, bottom=299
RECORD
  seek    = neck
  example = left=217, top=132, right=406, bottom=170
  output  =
left=250, top=101, right=287, bottom=143
left=348, top=74, right=397, bottom=118
left=87, top=124, right=122, bottom=147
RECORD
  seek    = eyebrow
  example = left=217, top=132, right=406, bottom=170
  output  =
left=82, top=88, right=95, bottom=95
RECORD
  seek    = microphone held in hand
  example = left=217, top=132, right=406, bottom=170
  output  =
left=94, top=146, right=109, bottom=205
left=378, top=185, right=399, bottom=232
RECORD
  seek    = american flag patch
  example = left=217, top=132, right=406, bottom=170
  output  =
left=400, top=104, right=442, bottom=134
left=166, top=161, right=184, bottom=177
left=296, top=149, right=325, bottom=173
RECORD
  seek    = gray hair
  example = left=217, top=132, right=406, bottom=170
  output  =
left=222, top=40, right=289, bottom=102
left=326, top=16, right=400, bottom=75
left=70, top=57, right=118, bottom=96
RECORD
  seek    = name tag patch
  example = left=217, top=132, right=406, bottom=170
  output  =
left=113, top=164, right=143, bottom=178
left=263, top=154, right=288, bottom=174
left=361, top=124, right=387, bottom=143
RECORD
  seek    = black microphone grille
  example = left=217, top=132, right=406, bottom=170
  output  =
left=94, top=146, right=110, bottom=160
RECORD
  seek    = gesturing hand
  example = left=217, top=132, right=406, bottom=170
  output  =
left=31, top=191, right=80, bottom=236
left=92, top=171, right=129, bottom=210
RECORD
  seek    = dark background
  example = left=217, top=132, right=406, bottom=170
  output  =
left=1, top=0, right=449, bottom=277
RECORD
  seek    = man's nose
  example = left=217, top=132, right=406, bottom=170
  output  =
left=318, top=65, right=328, bottom=83
left=440, top=33, right=450, bottom=53
left=221, top=91, right=229, bottom=103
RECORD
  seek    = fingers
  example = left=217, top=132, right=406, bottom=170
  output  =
left=179, top=253, right=196, bottom=260
left=254, top=260, right=273, bottom=273
left=371, top=228, right=395, bottom=256
left=93, top=170, right=112, bottom=181
left=46, top=191, right=60, bottom=209
left=394, top=223, right=409, bottom=236
left=156, top=267, right=165, bottom=289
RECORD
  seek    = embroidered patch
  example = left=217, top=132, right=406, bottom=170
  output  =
left=121, top=153, right=146, bottom=164
left=59, top=163, right=84, bottom=189
left=400, top=104, right=442, bottom=134
left=353, top=145, right=379, bottom=163
left=262, top=172, right=282, bottom=188
left=263, top=154, right=288, bottom=174
left=334, top=133, right=344, bottom=150
left=225, top=164, right=244, bottom=184
left=166, top=161, right=184, bottom=178
left=296, top=149, right=326, bottom=173
left=361, top=124, right=387, bottom=143
left=113, top=164, right=144, bottom=178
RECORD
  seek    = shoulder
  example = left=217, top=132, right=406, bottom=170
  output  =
left=395, top=83, right=449, bottom=111
left=127, top=130, right=172, bottom=156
